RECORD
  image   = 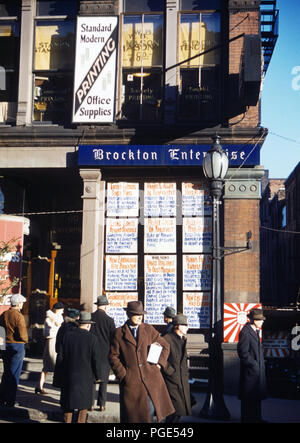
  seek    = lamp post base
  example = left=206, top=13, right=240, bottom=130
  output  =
left=200, top=392, right=231, bottom=421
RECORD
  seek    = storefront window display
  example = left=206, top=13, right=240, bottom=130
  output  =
left=0, top=0, right=20, bottom=124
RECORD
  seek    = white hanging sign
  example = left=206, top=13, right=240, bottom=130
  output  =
left=72, top=16, right=118, bottom=123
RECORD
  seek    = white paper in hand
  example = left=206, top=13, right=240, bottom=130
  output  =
left=147, top=342, right=163, bottom=364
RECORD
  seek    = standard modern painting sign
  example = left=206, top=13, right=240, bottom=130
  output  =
left=72, top=16, right=118, bottom=123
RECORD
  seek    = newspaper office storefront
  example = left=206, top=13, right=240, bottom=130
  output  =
left=79, top=143, right=261, bottom=340
left=0, top=0, right=275, bottom=390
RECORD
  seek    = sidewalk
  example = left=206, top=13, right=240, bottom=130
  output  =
left=0, top=358, right=300, bottom=423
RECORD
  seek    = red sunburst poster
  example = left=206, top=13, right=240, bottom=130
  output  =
left=223, top=303, right=262, bottom=343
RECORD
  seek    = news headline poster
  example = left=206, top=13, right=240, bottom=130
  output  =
left=107, top=182, right=139, bottom=217
left=144, top=218, right=176, bottom=253
left=182, top=182, right=211, bottom=216
left=223, top=303, right=262, bottom=343
left=183, top=254, right=211, bottom=291
left=105, top=255, right=138, bottom=291
left=73, top=16, right=118, bottom=123
left=106, top=292, right=138, bottom=327
left=144, top=182, right=177, bottom=217
left=183, top=292, right=211, bottom=329
left=106, top=219, right=138, bottom=253
left=144, top=255, right=177, bottom=324
left=182, top=217, right=212, bottom=253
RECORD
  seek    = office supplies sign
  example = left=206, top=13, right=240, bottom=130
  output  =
left=72, top=16, right=118, bottom=123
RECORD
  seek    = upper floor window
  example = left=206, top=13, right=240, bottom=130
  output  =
left=178, top=12, right=221, bottom=122
left=120, top=13, right=164, bottom=121
left=0, top=0, right=20, bottom=125
left=33, top=0, right=77, bottom=125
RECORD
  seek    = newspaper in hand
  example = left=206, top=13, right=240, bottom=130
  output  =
left=147, top=342, right=163, bottom=364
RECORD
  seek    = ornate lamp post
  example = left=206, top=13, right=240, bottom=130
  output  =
left=200, top=135, right=230, bottom=420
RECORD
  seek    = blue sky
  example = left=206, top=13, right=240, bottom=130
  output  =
left=260, top=0, right=300, bottom=179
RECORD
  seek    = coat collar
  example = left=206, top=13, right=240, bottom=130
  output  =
left=122, top=322, right=147, bottom=348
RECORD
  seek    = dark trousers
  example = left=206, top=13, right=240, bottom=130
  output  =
left=63, top=409, right=88, bottom=423
left=0, top=343, right=25, bottom=407
left=97, top=382, right=108, bottom=407
left=166, top=413, right=181, bottom=423
left=241, top=398, right=262, bottom=423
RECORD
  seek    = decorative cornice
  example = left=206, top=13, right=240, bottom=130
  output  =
left=79, top=1, right=116, bottom=16
left=228, top=0, right=260, bottom=11
left=224, top=167, right=265, bottom=199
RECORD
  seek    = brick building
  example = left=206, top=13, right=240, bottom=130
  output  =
left=0, top=0, right=278, bottom=392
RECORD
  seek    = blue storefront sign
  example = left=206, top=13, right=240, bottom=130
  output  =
left=78, top=144, right=260, bottom=167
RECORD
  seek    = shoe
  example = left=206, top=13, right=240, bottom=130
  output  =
left=99, top=406, right=106, bottom=412
left=35, top=387, right=47, bottom=395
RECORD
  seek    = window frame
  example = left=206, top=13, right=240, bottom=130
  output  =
left=0, top=6, right=20, bottom=125
left=119, top=11, right=165, bottom=123
left=176, top=10, right=222, bottom=123
left=32, top=3, right=77, bottom=125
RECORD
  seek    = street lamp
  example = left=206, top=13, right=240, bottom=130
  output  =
left=200, top=134, right=231, bottom=420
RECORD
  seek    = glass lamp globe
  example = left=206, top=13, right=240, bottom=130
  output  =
left=203, top=135, right=229, bottom=180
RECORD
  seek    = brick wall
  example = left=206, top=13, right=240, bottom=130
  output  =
left=228, top=10, right=261, bottom=127
left=223, top=198, right=260, bottom=303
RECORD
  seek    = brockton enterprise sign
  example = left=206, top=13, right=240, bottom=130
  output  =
left=78, top=144, right=260, bottom=166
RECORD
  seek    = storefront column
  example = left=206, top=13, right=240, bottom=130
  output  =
left=17, top=0, right=34, bottom=126
left=222, top=165, right=265, bottom=395
left=79, top=169, right=105, bottom=312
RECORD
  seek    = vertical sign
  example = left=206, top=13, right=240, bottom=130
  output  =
left=72, top=16, right=118, bottom=123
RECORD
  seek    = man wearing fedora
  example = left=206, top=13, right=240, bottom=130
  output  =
left=161, top=314, right=192, bottom=423
left=57, top=311, right=102, bottom=423
left=161, top=306, right=176, bottom=336
left=91, top=295, right=116, bottom=411
left=237, top=308, right=267, bottom=423
left=109, top=301, right=175, bottom=423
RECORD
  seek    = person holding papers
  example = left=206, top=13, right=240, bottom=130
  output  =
left=109, top=301, right=174, bottom=423
left=161, top=314, right=192, bottom=423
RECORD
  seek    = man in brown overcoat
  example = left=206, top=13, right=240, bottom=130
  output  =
left=109, top=301, right=175, bottom=423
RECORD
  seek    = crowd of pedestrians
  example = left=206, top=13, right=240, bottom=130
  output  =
left=0, top=294, right=267, bottom=424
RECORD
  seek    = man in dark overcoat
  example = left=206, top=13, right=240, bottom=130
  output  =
left=57, top=311, right=102, bottom=423
left=91, top=295, right=116, bottom=411
left=237, top=308, right=267, bottom=423
left=162, top=314, right=192, bottom=423
left=109, top=301, right=175, bottom=423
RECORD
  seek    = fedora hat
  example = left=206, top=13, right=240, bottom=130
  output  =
left=123, top=301, right=146, bottom=316
left=78, top=311, right=95, bottom=324
left=163, top=306, right=176, bottom=318
left=172, top=314, right=188, bottom=326
left=247, top=308, right=266, bottom=321
left=94, top=295, right=109, bottom=306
